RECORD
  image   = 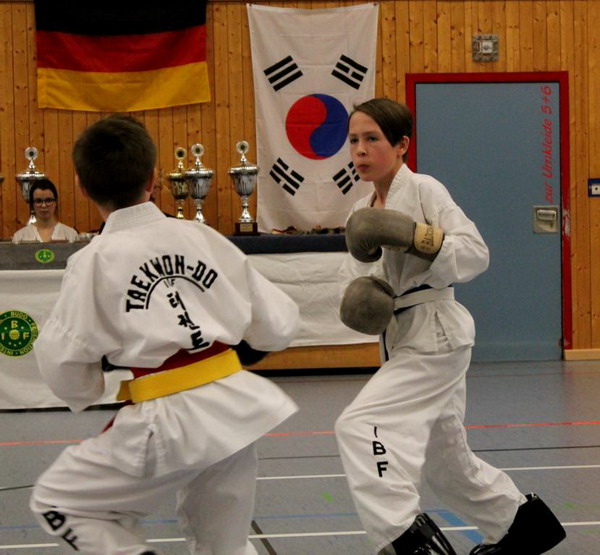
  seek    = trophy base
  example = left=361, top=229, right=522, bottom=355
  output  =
left=235, top=221, right=259, bottom=236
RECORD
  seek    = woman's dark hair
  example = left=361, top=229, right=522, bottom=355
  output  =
left=28, top=178, right=58, bottom=210
left=350, top=98, right=413, bottom=161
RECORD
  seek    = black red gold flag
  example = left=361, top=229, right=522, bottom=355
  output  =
left=34, top=2, right=210, bottom=112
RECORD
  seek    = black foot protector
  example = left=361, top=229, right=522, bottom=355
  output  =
left=470, top=493, right=566, bottom=554
left=390, top=513, right=457, bottom=554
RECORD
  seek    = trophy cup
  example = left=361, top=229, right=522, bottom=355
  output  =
left=228, top=141, right=259, bottom=235
left=167, top=147, right=189, bottom=219
left=184, top=143, right=213, bottom=225
left=16, top=147, right=47, bottom=225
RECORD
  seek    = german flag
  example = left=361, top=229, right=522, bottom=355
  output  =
left=34, top=2, right=210, bottom=112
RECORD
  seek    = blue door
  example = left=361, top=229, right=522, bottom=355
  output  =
left=411, top=78, right=564, bottom=361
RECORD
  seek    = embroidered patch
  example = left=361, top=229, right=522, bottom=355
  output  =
left=0, top=310, right=39, bottom=357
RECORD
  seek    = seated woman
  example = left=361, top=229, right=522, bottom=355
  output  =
left=12, top=179, right=78, bottom=243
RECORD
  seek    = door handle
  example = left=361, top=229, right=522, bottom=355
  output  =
left=533, top=205, right=559, bottom=233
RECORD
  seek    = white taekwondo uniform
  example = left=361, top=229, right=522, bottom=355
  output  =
left=336, top=164, right=525, bottom=553
left=30, top=202, right=299, bottom=555
left=12, top=221, right=78, bottom=243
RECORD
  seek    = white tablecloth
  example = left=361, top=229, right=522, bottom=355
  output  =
left=0, top=253, right=374, bottom=409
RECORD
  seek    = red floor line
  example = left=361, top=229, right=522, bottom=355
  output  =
left=1, top=420, right=600, bottom=446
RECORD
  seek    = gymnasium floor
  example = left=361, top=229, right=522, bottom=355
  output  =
left=1, top=360, right=599, bottom=554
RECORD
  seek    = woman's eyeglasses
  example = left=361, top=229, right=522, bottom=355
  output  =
left=33, top=198, right=56, bottom=206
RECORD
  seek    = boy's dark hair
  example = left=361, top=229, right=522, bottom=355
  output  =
left=72, top=114, right=157, bottom=209
left=351, top=98, right=413, bottom=161
left=29, top=178, right=59, bottom=209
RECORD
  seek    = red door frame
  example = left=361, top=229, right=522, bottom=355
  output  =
left=405, top=72, right=571, bottom=351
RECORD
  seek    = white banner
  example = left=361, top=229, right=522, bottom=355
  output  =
left=0, top=270, right=128, bottom=409
left=247, top=3, right=378, bottom=232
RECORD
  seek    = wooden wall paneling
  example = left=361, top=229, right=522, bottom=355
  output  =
left=25, top=5, right=43, bottom=175
left=587, top=0, right=600, bottom=346
left=0, top=4, right=15, bottom=239
left=571, top=0, right=591, bottom=347
left=546, top=1, right=561, bottom=71
left=380, top=1, right=398, bottom=99
left=394, top=1, right=411, bottom=102
left=185, top=104, right=204, bottom=223
left=158, top=108, right=177, bottom=218
left=408, top=0, right=425, bottom=73
left=472, top=0, right=491, bottom=73
left=12, top=3, right=31, bottom=229
left=532, top=1, right=548, bottom=71
left=491, top=1, right=507, bottom=73
left=373, top=1, right=384, bottom=94
left=142, top=110, right=163, bottom=214
left=226, top=1, right=246, bottom=233
left=85, top=111, right=104, bottom=232
left=518, top=1, right=535, bottom=70
left=436, top=1, right=452, bottom=73
left=505, top=0, right=521, bottom=72
left=198, top=99, right=219, bottom=230
left=172, top=105, right=190, bottom=219
left=559, top=1, right=575, bottom=75
left=56, top=111, right=75, bottom=228
left=240, top=1, right=258, bottom=225
left=213, top=2, right=233, bottom=234
left=462, top=1, right=475, bottom=73
left=587, top=1, right=600, bottom=178
left=450, top=0, right=466, bottom=73
left=422, top=0, right=438, bottom=74
left=72, top=112, right=89, bottom=233
left=40, top=109, right=59, bottom=226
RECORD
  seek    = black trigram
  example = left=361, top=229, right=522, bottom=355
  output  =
left=264, top=55, right=303, bottom=92
left=270, top=158, right=305, bottom=196
left=331, top=55, right=368, bottom=90
left=333, top=162, right=360, bottom=194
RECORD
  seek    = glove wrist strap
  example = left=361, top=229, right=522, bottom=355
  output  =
left=412, top=222, right=444, bottom=255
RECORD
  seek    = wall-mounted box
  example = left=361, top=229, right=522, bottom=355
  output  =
left=588, top=178, right=600, bottom=197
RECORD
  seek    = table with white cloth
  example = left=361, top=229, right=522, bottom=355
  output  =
left=0, top=238, right=377, bottom=409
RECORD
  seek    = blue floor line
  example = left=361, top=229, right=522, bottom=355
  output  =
left=433, top=509, right=483, bottom=544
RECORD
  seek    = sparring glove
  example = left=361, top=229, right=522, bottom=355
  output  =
left=340, top=276, right=395, bottom=335
left=232, top=340, right=269, bottom=366
left=345, top=207, right=444, bottom=263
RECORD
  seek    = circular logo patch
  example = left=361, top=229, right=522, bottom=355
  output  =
left=285, top=94, right=348, bottom=160
left=35, top=248, right=55, bottom=264
left=0, top=310, right=39, bottom=357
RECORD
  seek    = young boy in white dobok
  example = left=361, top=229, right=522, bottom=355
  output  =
left=30, top=114, right=300, bottom=555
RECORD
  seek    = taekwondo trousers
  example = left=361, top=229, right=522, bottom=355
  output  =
left=334, top=329, right=525, bottom=553
left=30, top=431, right=259, bottom=555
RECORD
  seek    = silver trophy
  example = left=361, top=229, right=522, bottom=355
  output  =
left=184, top=143, right=213, bottom=225
left=228, top=141, right=259, bottom=235
left=167, top=147, right=189, bottom=219
left=16, top=147, right=47, bottom=225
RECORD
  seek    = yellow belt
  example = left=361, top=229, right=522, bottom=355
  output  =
left=117, top=348, right=242, bottom=403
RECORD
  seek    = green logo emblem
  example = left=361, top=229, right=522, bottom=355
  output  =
left=0, top=311, right=39, bottom=357
left=35, top=248, right=55, bottom=264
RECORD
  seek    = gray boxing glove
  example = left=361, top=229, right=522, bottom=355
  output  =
left=340, top=276, right=394, bottom=335
left=345, top=207, right=444, bottom=263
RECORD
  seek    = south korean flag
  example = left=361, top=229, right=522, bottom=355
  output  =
left=248, top=3, right=378, bottom=232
